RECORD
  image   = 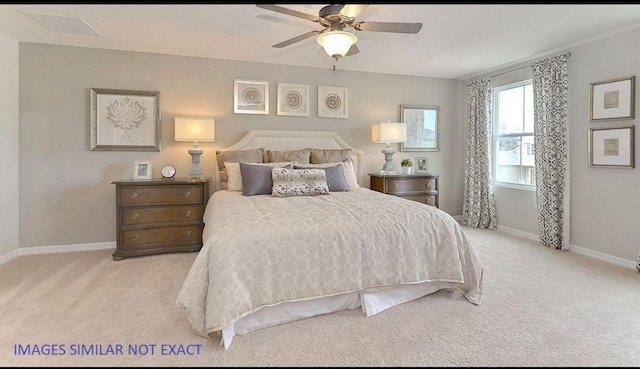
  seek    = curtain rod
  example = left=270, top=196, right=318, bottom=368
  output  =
left=489, top=52, right=572, bottom=79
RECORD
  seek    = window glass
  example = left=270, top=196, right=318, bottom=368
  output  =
left=493, top=81, right=535, bottom=188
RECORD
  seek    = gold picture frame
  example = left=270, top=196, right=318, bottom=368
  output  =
left=588, top=76, right=635, bottom=121
left=90, top=88, right=161, bottom=151
left=588, top=125, right=635, bottom=168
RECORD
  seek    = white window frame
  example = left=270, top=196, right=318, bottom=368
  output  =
left=492, top=80, right=536, bottom=191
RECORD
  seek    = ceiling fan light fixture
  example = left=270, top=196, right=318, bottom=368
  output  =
left=317, top=31, right=357, bottom=58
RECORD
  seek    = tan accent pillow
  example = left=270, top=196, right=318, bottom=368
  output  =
left=267, top=148, right=312, bottom=163
left=310, top=148, right=352, bottom=164
left=216, top=148, right=265, bottom=170
left=292, top=159, right=359, bottom=190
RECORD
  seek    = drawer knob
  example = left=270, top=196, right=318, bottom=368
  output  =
left=393, top=183, right=399, bottom=190
left=130, top=192, right=138, bottom=199
left=427, top=198, right=433, bottom=205
left=426, top=183, right=432, bottom=189
left=185, top=210, right=192, bottom=217
left=132, top=234, right=140, bottom=241
left=184, top=191, right=192, bottom=198
left=186, top=230, right=192, bottom=238
left=131, top=213, right=139, bottom=220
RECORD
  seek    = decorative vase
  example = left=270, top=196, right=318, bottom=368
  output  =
left=402, top=166, right=412, bottom=175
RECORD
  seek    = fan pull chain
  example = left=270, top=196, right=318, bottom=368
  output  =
left=332, top=57, right=336, bottom=71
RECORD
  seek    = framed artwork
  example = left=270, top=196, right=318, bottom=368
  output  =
left=400, top=105, right=440, bottom=152
left=588, top=125, right=635, bottom=168
left=133, top=160, right=152, bottom=179
left=90, top=88, right=161, bottom=151
left=318, top=86, right=348, bottom=119
left=416, top=157, right=430, bottom=173
left=588, top=76, right=635, bottom=121
left=234, top=79, right=269, bottom=115
left=277, top=82, right=309, bottom=117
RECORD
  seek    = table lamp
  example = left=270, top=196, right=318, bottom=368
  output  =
left=174, top=117, right=215, bottom=179
left=372, top=121, right=406, bottom=174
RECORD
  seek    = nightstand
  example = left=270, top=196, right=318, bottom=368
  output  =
left=111, top=178, right=210, bottom=260
left=369, top=173, right=439, bottom=208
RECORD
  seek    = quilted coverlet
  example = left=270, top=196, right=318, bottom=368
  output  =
left=176, top=188, right=484, bottom=336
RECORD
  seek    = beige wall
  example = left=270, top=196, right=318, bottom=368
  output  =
left=17, top=43, right=464, bottom=248
left=0, top=33, right=19, bottom=257
left=471, top=27, right=640, bottom=262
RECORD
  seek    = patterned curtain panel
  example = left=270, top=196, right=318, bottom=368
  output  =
left=530, top=54, right=570, bottom=250
left=462, top=78, right=497, bottom=229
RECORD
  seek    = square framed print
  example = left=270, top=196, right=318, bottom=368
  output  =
left=133, top=160, right=152, bottom=179
left=90, top=88, right=161, bottom=151
left=588, top=76, right=635, bottom=121
left=234, top=79, right=269, bottom=115
left=277, top=82, right=309, bottom=117
left=318, top=86, right=348, bottom=119
left=400, top=105, right=440, bottom=152
left=588, top=125, right=635, bottom=168
left=416, top=157, right=430, bottom=173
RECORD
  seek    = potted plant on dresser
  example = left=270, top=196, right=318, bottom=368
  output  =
left=400, top=158, right=413, bottom=175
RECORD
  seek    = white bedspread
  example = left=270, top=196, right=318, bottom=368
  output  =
left=176, top=188, right=484, bottom=337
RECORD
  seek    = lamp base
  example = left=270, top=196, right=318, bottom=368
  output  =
left=188, top=148, right=203, bottom=179
left=381, top=147, right=396, bottom=173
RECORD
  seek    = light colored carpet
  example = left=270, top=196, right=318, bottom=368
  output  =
left=1, top=227, right=639, bottom=367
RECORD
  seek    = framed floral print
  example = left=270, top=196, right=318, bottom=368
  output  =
left=234, top=79, right=269, bottom=115
left=318, top=86, right=348, bottom=119
left=90, top=88, right=161, bottom=151
left=277, top=82, right=309, bottom=117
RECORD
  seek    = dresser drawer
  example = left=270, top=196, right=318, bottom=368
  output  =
left=121, top=205, right=204, bottom=225
left=120, top=225, right=203, bottom=248
left=386, top=177, right=437, bottom=194
left=119, top=185, right=203, bottom=206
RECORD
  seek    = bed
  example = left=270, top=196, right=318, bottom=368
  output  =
left=176, top=130, right=484, bottom=350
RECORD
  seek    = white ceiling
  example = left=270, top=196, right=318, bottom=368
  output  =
left=2, top=4, right=640, bottom=80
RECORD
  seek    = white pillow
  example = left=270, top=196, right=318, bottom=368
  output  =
left=225, top=161, right=292, bottom=191
left=291, top=159, right=359, bottom=190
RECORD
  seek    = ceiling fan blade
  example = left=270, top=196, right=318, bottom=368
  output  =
left=256, top=4, right=319, bottom=21
left=340, top=4, right=369, bottom=18
left=273, top=30, right=321, bottom=48
left=354, top=21, right=423, bottom=34
left=345, top=43, right=360, bottom=56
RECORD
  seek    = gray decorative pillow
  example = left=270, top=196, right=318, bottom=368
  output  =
left=294, top=165, right=349, bottom=192
left=267, top=148, right=312, bottom=163
left=216, top=148, right=265, bottom=170
left=310, top=148, right=352, bottom=164
left=239, top=163, right=293, bottom=196
left=271, top=168, right=330, bottom=197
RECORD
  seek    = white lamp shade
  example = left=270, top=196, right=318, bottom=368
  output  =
left=372, top=122, right=406, bottom=143
left=317, top=31, right=357, bottom=57
left=174, top=117, right=215, bottom=142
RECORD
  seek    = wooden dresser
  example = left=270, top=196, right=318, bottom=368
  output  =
left=369, top=173, right=439, bottom=208
left=111, top=178, right=210, bottom=260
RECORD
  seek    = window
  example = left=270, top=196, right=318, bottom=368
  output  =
left=492, top=80, right=535, bottom=188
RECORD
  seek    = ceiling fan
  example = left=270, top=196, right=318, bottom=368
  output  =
left=256, top=4, right=423, bottom=69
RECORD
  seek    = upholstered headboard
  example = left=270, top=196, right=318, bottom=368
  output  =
left=214, top=130, right=364, bottom=192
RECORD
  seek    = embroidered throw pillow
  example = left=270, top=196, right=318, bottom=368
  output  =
left=271, top=168, right=330, bottom=197
left=293, top=164, right=349, bottom=192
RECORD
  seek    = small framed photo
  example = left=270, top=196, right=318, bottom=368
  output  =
left=133, top=160, right=152, bottom=179
left=234, top=79, right=269, bottom=115
left=400, top=105, right=440, bottom=152
left=588, top=76, right=635, bottom=121
left=90, top=88, right=161, bottom=151
left=277, top=82, right=309, bottom=117
left=416, top=157, right=430, bottom=173
left=318, top=86, right=348, bottom=119
left=588, top=125, right=635, bottom=168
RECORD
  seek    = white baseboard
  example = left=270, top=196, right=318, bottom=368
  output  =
left=496, top=225, right=637, bottom=271
left=0, top=242, right=115, bottom=266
